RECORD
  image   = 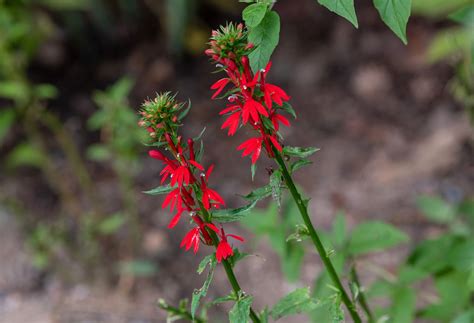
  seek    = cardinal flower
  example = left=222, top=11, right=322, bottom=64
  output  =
left=221, top=111, right=241, bottom=136
left=215, top=228, right=244, bottom=263
left=200, top=165, right=225, bottom=210
left=237, top=137, right=263, bottom=164
left=211, top=78, right=230, bottom=99
left=180, top=218, right=219, bottom=254
left=242, top=98, right=268, bottom=124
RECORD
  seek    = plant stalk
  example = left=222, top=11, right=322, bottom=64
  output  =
left=350, top=264, right=374, bottom=322
left=272, top=147, right=362, bottom=323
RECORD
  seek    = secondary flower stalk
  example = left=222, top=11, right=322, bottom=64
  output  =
left=140, top=93, right=260, bottom=323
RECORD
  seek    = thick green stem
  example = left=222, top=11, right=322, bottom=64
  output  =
left=272, top=148, right=362, bottom=323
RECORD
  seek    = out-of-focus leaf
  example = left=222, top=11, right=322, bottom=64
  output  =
left=229, top=294, right=253, bottom=323
left=411, top=0, right=471, bottom=18
left=390, top=287, right=416, bottom=323
left=452, top=309, right=474, bottom=323
left=37, top=0, right=92, bottom=10
left=34, top=83, right=58, bottom=99
left=347, top=221, right=409, bottom=255
left=427, top=28, right=471, bottom=63
left=0, top=81, right=29, bottom=101
left=407, top=235, right=456, bottom=272
left=119, top=260, right=157, bottom=277
left=98, top=213, right=125, bottom=235
left=0, top=108, right=15, bottom=144
left=446, top=239, right=474, bottom=270
left=86, top=144, right=110, bottom=161
left=373, top=0, right=411, bottom=44
left=248, top=10, right=280, bottom=73
left=6, top=142, right=46, bottom=168
left=317, top=0, right=358, bottom=28
left=270, top=287, right=321, bottom=320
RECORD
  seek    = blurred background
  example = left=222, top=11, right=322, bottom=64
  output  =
left=0, top=0, right=472, bottom=322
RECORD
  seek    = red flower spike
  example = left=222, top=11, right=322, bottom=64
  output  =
left=271, top=114, right=290, bottom=131
left=237, top=137, right=263, bottom=164
left=211, top=78, right=230, bottom=99
left=202, top=186, right=225, bottom=210
left=170, top=165, right=191, bottom=188
left=263, top=83, right=290, bottom=107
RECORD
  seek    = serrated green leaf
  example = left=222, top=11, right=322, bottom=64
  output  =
left=248, top=10, right=280, bottom=73
left=271, top=287, right=321, bottom=320
left=243, top=3, right=268, bottom=27
left=416, top=195, right=456, bottom=223
left=143, top=184, right=174, bottom=195
left=283, top=146, right=320, bottom=158
left=290, top=159, right=312, bottom=173
left=229, top=295, right=253, bottom=323
left=191, top=257, right=216, bottom=318
left=212, top=200, right=258, bottom=223
left=242, top=185, right=272, bottom=201
left=347, top=221, right=408, bottom=255
left=373, top=0, right=411, bottom=44
left=317, top=0, right=359, bottom=28
left=197, top=254, right=215, bottom=274
left=270, top=169, right=282, bottom=208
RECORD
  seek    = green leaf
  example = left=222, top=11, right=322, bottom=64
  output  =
left=347, top=221, right=408, bottom=255
left=119, top=260, right=157, bottom=277
left=0, top=81, right=29, bottom=101
left=0, top=108, right=15, bottom=144
left=447, top=239, right=474, bottom=270
left=242, top=185, right=272, bottom=201
left=248, top=10, right=280, bottom=73
left=86, top=144, right=110, bottom=161
left=229, top=294, right=253, bottom=323
left=407, top=235, right=457, bottom=272
left=143, top=184, right=174, bottom=195
left=243, top=3, right=268, bottom=27
left=416, top=195, right=456, bottom=223
left=452, top=309, right=474, bottom=323
left=6, top=142, right=46, bottom=168
left=290, top=159, right=312, bottom=173
left=212, top=200, right=258, bottom=223
left=281, top=242, right=305, bottom=282
left=197, top=254, right=215, bottom=274
left=270, top=287, right=321, bottom=320
left=97, top=213, right=125, bottom=234
left=34, top=84, right=58, bottom=99
left=283, top=146, right=320, bottom=158
left=390, top=287, right=416, bottom=323
left=331, top=212, right=347, bottom=247
left=191, top=256, right=217, bottom=318
left=330, top=293, right=344, bottom=323
left=317, top=0, right=359, bottom=28
left=279, top=102, right=297, bottom=119
left=178, top=100, right=192, bottom=121
left=373, top=0, right=411, bottom=44
left=270, top=169, right=282, bottom=208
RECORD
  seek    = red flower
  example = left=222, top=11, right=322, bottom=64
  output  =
left=263, top=83, right=290, bottom=109
left=170, top=165, right=191, bottom=188
left=215, top=228, right=244, bottom=263
left=200, top=166, right=225, bottom=210
left=149, top=150, right=178, bottom=184
left=242, top=98, right=268, bottom=124
left=271, top=113, right=290, bottom=131
left=221, top=111, right=241, bottom=136
left=162, top=188, right=183, bottom=212
left=237, top=137, right=263, bottom=164
left=211, top=78, right=230, bottom=99
left=180, top=227, right=201, bottom=253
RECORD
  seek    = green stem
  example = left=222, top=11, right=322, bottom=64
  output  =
left=158, top=299, right=206, bottom=323
left=272, top=148, right=362, bottom=323
left=199, top=205, right=261, bottom=323
left=350, top=264, right=374, bottom=322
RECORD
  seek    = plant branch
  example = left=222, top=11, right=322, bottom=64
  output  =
left=272, top=147, right=362, bottom=323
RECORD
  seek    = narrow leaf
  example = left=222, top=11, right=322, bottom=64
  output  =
left=373, top=0, right=411, bottom=44
left=143, top=184, right=174, bottom=195
left=317, top=0, right=359, bottom=28
left=283, top=146, right=320, bottom=158
left=212, top=200, right=258, bottom=223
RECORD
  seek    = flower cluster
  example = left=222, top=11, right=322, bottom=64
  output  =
left=140, top=93, right=243, bottom=262
left=206, top=23, right=291, bottom=165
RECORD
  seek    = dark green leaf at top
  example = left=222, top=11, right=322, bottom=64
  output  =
left=243, top=3, right=268, bottom=27
left=317, top=0, right=359, bottom=28
left=248, top=10, right=280, bottom=73
left=143, top=184, right=174, bottom=195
